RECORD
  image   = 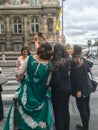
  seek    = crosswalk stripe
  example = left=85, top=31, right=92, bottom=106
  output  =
left=2, top=94, right=15, bottom=101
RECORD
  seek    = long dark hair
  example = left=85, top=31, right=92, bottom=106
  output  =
left=72, top=44, right=83, bottom=68
left=51, top=44, right=69, bottom=71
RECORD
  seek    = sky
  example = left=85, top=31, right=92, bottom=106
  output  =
left=59, top=0, right=98, bottom=45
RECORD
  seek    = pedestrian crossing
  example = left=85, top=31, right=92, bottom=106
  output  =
left=1, top=67, right=98, bottom=103
left=1, top=67, right=19, bottom=103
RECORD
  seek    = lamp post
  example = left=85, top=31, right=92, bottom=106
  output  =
left=95, top=38, right=98, bottom=56
left=62, top=0, right=66, bottom=35
left=22, top=36, right=24, bottom=47
left=87, top=40, right=92, bottom=53
left=61, top=0, right=66, bottom=44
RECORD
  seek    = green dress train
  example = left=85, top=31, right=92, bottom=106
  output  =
left=3, top=55, right=54, bottom=130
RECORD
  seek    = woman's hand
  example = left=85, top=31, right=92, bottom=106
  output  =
left=76, top=91, right=82, bottom=98
left=41, top=34, right=48, bottom=43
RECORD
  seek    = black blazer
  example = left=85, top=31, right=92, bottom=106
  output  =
left=70, top=58, right=93, bottom=97
left=0, top=85, right=2, bottom=92
left=50, top=59, right=72, bottom=95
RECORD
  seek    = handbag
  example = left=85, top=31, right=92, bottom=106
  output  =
left=89, top=70, right=97, bottom=92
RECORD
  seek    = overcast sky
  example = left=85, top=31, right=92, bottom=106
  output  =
left=59, top=0, right=98, bottom=45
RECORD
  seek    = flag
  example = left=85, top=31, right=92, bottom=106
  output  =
left=56, top=8, right=62, bottom=31
left=58, top=8, right=62, bottom=19
left=56, top=21, right=61, bottom=31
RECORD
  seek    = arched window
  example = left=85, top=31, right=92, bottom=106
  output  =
left=47, top=18, right=53, bottom=32
left=14, top=19, right=22, bottom=34
left=30, top=0, right=37, bottom=5
left=31, top=17, right=39, bottom=34
left=0, top=18, right=5, bottom=34
left=12, top=0, right=21, bottom=5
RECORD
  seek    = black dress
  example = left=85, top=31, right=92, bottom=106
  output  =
left=50, top=59, right=71, bottom=130
left=0, top=85, right=4, bottom=120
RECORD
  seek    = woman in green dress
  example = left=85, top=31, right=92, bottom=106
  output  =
left=3, top=34, right=54, bottom=130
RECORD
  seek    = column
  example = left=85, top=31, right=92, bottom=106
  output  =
left=23, top=15, right=28, bottom=46
left=5, top=15, right=11, bottom=51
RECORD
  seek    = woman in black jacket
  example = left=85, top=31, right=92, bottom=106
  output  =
left=50, top=44, right=72, bottom=130
left=70, top=44, right=93, bottom=130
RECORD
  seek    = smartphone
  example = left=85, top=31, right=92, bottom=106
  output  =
left=38, top=32, right=43, bottom=36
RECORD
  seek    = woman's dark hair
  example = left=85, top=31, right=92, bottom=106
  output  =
left=37, top=43, right=52, bottom=60
left=73, top=44, right=82, bottom=56
left=53, top=44, right=68, bottom=60
left=21, top=46, right=30, bottom=55
left=52, top=44, right=69, bottom=71
left=72, top=44, right=83, bottom=68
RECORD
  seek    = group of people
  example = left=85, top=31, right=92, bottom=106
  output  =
left=3, top=33, right=94, bottom=130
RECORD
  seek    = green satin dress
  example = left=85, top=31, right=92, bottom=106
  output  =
left=3, top=55, right=54, bottom=130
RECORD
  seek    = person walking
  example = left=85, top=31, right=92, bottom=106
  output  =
left=3, top=33, right=54, bottom=130
left=50, top=44, right=72, bottom=130
left=70, top=44, right=93, bottom=130
left=2, top=53, right=6, bottom=63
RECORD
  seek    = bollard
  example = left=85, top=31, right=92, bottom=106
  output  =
left=13, top=97, right=18, bottom=130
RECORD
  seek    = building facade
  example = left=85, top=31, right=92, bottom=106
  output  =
left=0, top=0, right=60, bottom=51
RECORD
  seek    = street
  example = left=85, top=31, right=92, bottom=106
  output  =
left=0, top=59, right=98, bottom=130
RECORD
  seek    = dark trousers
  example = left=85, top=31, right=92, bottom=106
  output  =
left=76, top=96, right=90, bottom=130
left=0, top=92, right=4, bottom=120
left=52, top=93, right=70, bottom=130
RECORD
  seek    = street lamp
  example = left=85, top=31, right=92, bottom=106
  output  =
left=87, top=40, right=92, bottom=53
left=95, top=38, right=98, bottom=56
left=22, top=36, right=24, bottom=47
left=62, top=0, right=66, bottom=35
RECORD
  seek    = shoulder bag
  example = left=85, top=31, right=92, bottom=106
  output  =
left=89, top=70, right=97, bottom=92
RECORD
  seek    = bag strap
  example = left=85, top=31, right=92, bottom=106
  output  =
left=89, top=69, right=94, bottom=79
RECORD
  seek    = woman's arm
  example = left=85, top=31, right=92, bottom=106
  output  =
left=34, top=33, right=48, bottom=51
left=17, top=59, right=27, bottom=77
left=34, top=34, right=39, bottom=51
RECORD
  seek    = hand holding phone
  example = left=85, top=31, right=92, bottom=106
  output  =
left=38, top=32, right=43, bottom=36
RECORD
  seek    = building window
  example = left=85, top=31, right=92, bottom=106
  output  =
left=31, top=17, right=39, bottom=34
left=0, top=20, right=5, bottom=34
left=12, top=0, right=21, bottom=5
left=47, top=18, right=53, bottom=32
left=0, top=0, right=4, bottom=5
left=30, top=0, right=37, bottom=5
left=14, top=19, right=22, bottom=34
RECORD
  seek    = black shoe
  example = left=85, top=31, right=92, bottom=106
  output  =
left=76, top=124, right=83, bottom=130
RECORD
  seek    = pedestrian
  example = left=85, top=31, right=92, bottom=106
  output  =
left=2, top=53, right=6, bottom=63
left=0, top=67, right=4, bottom=121
left=70, top=44, right=93, bottom=130
left=15, top=46, right=30, bottom=82
left=50, top=44, right=72, bottom=130
left=3, top=33, right=54, bottom=130
left=92, top=51, right=97, bottom=60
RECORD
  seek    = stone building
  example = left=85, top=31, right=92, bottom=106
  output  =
left=0, top=0, right=60, bottom=52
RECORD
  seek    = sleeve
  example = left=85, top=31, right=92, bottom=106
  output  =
left=17, top=58, right=28, bottom=78
left=84, top=58, right=93, bottom=72
left=15, top=57, right=21, bottom=73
